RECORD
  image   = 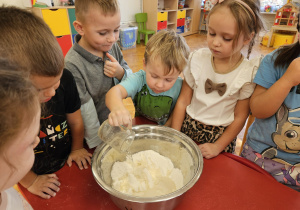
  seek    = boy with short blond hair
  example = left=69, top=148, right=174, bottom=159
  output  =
left=106, top=29, right=190, bottom=127
left=65, top=0, right=132, bottom=148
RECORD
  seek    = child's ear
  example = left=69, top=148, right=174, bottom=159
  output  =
left=243, top=31, right=255, bottom=45
left=73, top=20, right=84, bottom=35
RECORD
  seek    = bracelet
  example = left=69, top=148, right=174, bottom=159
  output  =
left=27, top=174, right=38, bottom=189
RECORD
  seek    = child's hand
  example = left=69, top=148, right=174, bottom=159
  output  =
left=108, top=107, right=132, bottom=128
left=67, top=148, right=92, bottom=170
left=282, top=57, right=300, bottom=87
left=27, top=174, right=60, bottom=199
left=104, top=53, right=124, bottom=79
left=199, top=143, right=222, bottom=159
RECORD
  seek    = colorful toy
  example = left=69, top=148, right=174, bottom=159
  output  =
left=264, top=5, right=271, bottom=12
left=273, top=2, right=298, bottom=26
left=266, top=2, right=299, bottom=48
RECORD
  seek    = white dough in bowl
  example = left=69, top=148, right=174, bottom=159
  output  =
left=111, top=150, right=183, bottom=197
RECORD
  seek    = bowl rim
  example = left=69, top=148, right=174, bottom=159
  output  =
left=92, top=124, right=203, bottom=203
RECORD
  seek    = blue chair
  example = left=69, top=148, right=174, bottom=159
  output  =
left=135, top=13, right=155, bottom=45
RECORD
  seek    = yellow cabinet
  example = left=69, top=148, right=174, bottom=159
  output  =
left=31, top=7, right=75, bottom=56
left=177, top=10, right=186, bottom=19
left=41, top=9, right=71, bottom=36
left=157, top=12, right=168, bottom=21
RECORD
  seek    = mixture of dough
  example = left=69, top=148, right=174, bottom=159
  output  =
left=111, top=150, right=183, bottom=197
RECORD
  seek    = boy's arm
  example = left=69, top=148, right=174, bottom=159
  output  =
left=66, top=109, right=92, bottom=169
left=199, top=98, right=250, bottom=159
left=19, top=170, right=60, bottom=199
left=106, top=84, right=132, bottom=127
left=80, top=98, right=102, bottom=149
left=171, top=80, right=193, bottom=130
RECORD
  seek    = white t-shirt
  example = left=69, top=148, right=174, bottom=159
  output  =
left=0, top=188, right=33, bottom=210
left=184, top=48, right=261, bottom=126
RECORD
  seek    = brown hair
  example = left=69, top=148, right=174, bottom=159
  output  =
left=0, top=59, right=40, bottom=151
left=144, top=30, right=190, bottom=74
left=75, top=0, right=119, bottom=22
left=0, top=6, right=64, bottom=77
left=207, top=0, right=265, bottom=59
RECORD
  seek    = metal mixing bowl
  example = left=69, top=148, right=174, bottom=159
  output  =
left=92, top=125, right=203, bottom=210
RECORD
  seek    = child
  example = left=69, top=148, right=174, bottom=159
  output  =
left=0, top=6, right=92, bottom=199
left=64, top=0, right=133, bottom=148
left=0, top=59, right=40, bottom=210
left=241, top=13, right=300, bottom=191
left=171, top=0, right=264, bottom=159
left=106, top=30, right=190, bottom=127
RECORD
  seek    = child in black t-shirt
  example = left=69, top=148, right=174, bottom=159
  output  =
left=0, top=6, right=92, bottom=199
left=32, top=69, right=90, bottom=175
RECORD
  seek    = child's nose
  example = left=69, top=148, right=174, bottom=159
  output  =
left=213, top=38, right=221, bottom=47
left=155, top=80, right=164, bottom=88
left=44, top=88, right=56, bottom=98
left=107, top=33, right=116, bottom=43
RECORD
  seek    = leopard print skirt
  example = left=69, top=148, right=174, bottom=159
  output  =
left=181, top=113, right=236, bottom=153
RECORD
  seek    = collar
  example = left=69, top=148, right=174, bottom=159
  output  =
left=73, top=34, right=112, bottom=63
left=211, top=54, right=244, bottom=74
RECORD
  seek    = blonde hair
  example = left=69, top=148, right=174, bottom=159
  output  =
left=144, top=30, right=190, bottom=74
left=207, top=0, right=265, bottom=58
left=0, top=6, right=64, bottom=77
left=0, top=59, right=40, bottom=151
left=75, top=0, right=119, bottom=22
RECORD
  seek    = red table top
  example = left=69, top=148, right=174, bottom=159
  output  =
left=19, top=117, right=300, bottom=210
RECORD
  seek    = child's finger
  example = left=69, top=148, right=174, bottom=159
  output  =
left=47, top=173, right=59, bottom=179
left=42, top=187, right=57, bottom=198
left=86, top=155, right=92, bottom=165
left=38, top=191, right=51, bottom=199
left=48, top=177, right=60, bottom=187
left=66, top=157, right=73, bottom=167
left=75, top=160, right=84, bottom=170
left=81, top=159, right=89, bottom=169
left=47, top=182, right=60, bottom=192
left=106, top=52, right=117, bottom=62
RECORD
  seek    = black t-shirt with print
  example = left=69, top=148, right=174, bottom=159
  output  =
left=32, top=69, right=81, bottom=175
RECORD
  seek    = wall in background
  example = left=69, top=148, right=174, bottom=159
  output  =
left=119, top=0, right=142, bottom=23
left=0, top=0, right=142, bottom=23
left=0, top=0, right=31, bottom=7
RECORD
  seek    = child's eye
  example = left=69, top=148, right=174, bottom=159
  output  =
left=114, top=29, right=119, bottom=33
left=166, top=79, right=174, bottom=82
left=209, top=33, right=216, bottom=37
left=99, top=32, right=106, bottom=36
left=223, top=38, right=232, bottom=42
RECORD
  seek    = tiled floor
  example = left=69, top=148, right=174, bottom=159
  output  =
left=122, top=33, right=275, bottom=155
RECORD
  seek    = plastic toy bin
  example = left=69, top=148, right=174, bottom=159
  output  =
left=119, top=26, right=138, bottom=50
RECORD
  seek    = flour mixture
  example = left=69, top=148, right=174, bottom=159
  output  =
left=111, top=150, right=183, bottom=197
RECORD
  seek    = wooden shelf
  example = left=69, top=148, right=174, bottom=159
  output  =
left=158, top=9, right=177, bottom=12
left=143, top=0, right=201, bottom=36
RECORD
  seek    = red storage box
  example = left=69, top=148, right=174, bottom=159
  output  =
left=177, top=18, right=185, bottom=27
left=157, top=21, right=167, bottom=30
left=56, top=35, right=72, bottom=57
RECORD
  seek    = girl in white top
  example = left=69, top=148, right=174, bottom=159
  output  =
left=0, top=60, right=40, bottom=210
left=172, top=0, right=264, bottom=159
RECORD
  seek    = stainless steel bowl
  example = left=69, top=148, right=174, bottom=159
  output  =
left=92, top=125, right=203, bottom=210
